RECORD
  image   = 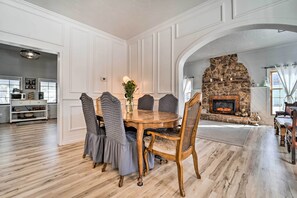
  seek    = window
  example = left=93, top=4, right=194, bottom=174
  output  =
left=0, top=76, right=21, bottom=104
left=270, top=71, right=297, bottom=114
left=39, top=79, right=57, bottom=103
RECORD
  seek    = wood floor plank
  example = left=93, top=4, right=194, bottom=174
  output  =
left=0, top=120, right=297, bottom=197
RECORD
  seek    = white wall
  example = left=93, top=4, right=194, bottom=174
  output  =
left=127, top=0, right=297, bottom=115
left=0, top=0, right=128, bottom=145
left=239, top=42, right=297, bottom=85
left=184, top=59, right=209, bottom=89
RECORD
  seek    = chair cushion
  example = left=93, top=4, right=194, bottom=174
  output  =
left=144, top=130, right=179, bottom=156
left=276, top=117, right=292, bottom=126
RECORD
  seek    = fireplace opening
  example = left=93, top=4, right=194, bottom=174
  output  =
left=213, top=100, right=236, bottom=114
left=209, top=95, right=240, bottom=115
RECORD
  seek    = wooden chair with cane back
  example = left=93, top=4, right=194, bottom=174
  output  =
left=143, top=92, right=202, bottom=197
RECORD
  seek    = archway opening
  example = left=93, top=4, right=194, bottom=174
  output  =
left=177, top=24, right=297, bottom=119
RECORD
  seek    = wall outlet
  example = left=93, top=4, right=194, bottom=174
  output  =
left=100, top=77, right=107, bottom=82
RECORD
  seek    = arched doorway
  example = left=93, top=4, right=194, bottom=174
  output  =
left=176, top=23, right=297, bottom=114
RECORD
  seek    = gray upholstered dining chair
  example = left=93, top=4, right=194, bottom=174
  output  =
left=80, top=93, right=106, bottom=168
left=144, top=92, right=202, bottom=197
left=159, top=94, right=178, bottom=113
left=100, top=92, right=154, bottom=187
left=138, top=94, right=154, bottom=110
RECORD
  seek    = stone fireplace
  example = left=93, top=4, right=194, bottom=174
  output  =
left=209, top=95, right=239, bottom=115
left=201, top=54, right=251, bottom=124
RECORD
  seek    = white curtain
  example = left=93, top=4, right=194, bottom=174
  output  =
left=183, top=77, right=193, bottom=102
left=275, top=63, right=297, bottom=103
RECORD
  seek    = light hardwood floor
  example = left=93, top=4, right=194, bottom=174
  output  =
left=0, top=120, right=297, bottom=198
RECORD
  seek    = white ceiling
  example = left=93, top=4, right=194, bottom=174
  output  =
left=186, top=29, right=297, bottom=63
left=24, top=0, right=208, bottom=39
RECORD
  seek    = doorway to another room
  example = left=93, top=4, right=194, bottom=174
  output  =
left=0, top=43, right=58, bottom=145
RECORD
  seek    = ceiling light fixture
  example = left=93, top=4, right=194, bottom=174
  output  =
left=277, top=29, right=285, bottom=33
left=20, top=49, right=40, bottom=60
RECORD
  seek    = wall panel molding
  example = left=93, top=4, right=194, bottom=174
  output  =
left=232, top=0, right=288, bottom=19
left=62, top=100, right=85, bottom=144
left=157, top=26, right=174, bottom=94
left=69, top=26, right=90, bottom=94
left=141, top=34, right=155, bottom=94
left=69, top=105, right=85, bottom=132
left=111, top=41, right=127, bottom=94
left=129, top=41, right=139, bottom=84
left=175, top=2, right=225, bottom=38
left=92, top=35, right=110, bottom=94
left=0, top=1, right=64, bottom=46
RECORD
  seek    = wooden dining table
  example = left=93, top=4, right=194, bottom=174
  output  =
left=96, top=108, right=179, bottom=186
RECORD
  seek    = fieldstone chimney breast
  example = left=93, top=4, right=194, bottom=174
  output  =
left=202, top=54, right=251, bottom=115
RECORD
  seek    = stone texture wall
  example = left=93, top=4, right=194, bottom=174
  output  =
left=202, top=54, right=251, bottom=113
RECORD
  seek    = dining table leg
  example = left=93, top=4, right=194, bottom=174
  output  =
left=136, top=124, right=144, bottom=186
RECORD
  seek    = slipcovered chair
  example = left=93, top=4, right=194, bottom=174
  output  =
left=144, top=92, right=202, bottom=197
left=138, top=94, right=154, bottom=110
left=80, top=93, right=106, bottom=168
left=100, top=92, right=154, bottom=187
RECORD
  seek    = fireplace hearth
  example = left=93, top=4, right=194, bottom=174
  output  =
left=209, top=95, right=239, bottom=115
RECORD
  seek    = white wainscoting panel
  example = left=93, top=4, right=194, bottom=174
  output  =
left=111, top=42, right=127, bottom=94
left=0, top=1, right=63, bottom=46
left=62, top=100, right=86, bottom=144
left=141, top=35, right=154, bottom=93
left=232, top=0, right=287, bottom=19
left=69, top=105, right=85, bottom=131
left=129, top=42, right=139, bottom=84
left=69, top=27, right=90, bottom=94
left=92, top=35, right=110, bottom=94
left=157, top=26, right=173, bottom=94
left=175, top=2, right=224, bottom=38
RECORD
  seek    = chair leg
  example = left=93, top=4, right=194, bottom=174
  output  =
left=93, top=162, right=97, bottom=169
left=102, top=163, right=107, bottom=172
left=192, top=148, right=201, bottom=179
left=144, top=149, right=149, bottom=176
left=292, top=147, right=296, bottom=164
left=82, top=154, right=86, bottom=158
left=176, top=160, right=185, bottom=197
left=119, top=176, right=124, bottom=187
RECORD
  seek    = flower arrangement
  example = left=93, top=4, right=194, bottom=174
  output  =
left=122, top=76, right=137, bottom=104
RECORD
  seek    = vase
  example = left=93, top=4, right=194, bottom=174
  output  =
left=126, top=100, right=134, bottom=113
